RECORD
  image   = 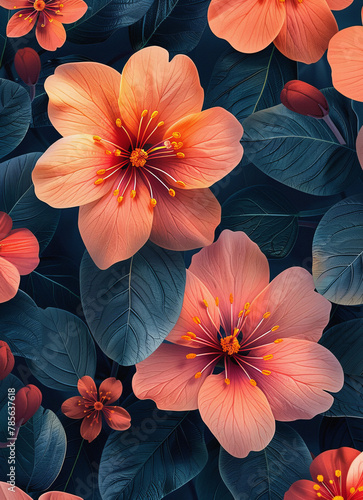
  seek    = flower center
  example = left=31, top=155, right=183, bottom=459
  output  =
left=33, top=0, right=45, bottom=10
left=94, top=401, right=103, bottom=411
left=92, top=110, right=187, bottom=208
left=313, top=469, right=363, bottom=499
left=130, top=148, right=148, bottom=168
left=220, top=335, right=240, bottom=355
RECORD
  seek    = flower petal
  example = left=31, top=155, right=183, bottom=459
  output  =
left=251, top=339, right=344, bottom=421
left=32, top=135, right=116, bottom=209
left=208, top=0, right=285, bottom=54
left=80, top=412, right=102, bottom=442
left=77, top=376, right=97, bottom=400
left=133, top=343, right=219, bottom=411
left=39, top=492, right=83, bottom=500
left=0, top=229, right=39, bottom=275
left=45, top=62, right=121, bottom=141
left=61, top=396, right=87, bottom=419
left=7, top=10, right=35, bottom=38
left=244, top=267, right=331, bottom=345
left=357, top=127, right=363, bottom=169
left=0, top=212, right=12, bottom=240
left=149, top=187, right=220, bottom=252
left=346, top=450, right=363, bottom=492
left=35, top=17, right=66, bottom=52
left=284, top=480, right=322, bottom=500
left=99, top=377, right=122, bottom=405
left=0, top=257, right=20, bottom=304
left=161, top=108, right=243, bottom=189
left=102, top=406, right=131, bottom=431
left=0, top=482, right=31, bottom=499
left=119, top=46, right=204, bottom=138
left=166, top=269, right=220, bottom=348
left=328, top=26, right=363, bottom=102
left=274, top=0, right=338, bottom=64
left=57, top=0, right=88, bottom=23
left=0, top=0, right=28, bottom=8
left=189, top=230, right=270, bottom=334
left=198, top=366, right=275, bottom=458
left=325, top=0, right=353, bottom=10
left=78, top=176, right=153, bottom=269
left=310, top=447, right=360, bottom=492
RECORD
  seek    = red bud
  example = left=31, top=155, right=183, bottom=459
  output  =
left=0, top=341, right=14, bottom=380
left=15, top=384, right=42, bottom=426
left=280, top=80, right=329, bottom=118
left=14, top=48, right=41, bottom=86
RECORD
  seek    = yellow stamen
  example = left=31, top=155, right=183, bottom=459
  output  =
left=238, top=311, right=243, bottom=318
left=262, top=370, right=271, bottom=376
left=233, top=328, right=239, bottom=336
left=172, top=132, right=181, bottom=139
left=94, top=178, right=104, bottom=185
left=350, top=488, right=356, bottom=494
left=263, top=312, right=271, bottom=319
left=335, top=470, right=341, bottom=477
left=157, top=121, right=164, bottom=127
left=114, top=149, right=121, bottom=156
left=169, top=189, right=176, bottom=197
left=150, top=198, right=157, bottom=207
left=105, top=150, right=112, bottom=155
left=215, top=297, right=219, bottom=306
left=195, top=372, right=202, bottom=379
left=220, top=335, right=240, bottom=355
left=151, top=111, right=158, bottom=118
left=176, top=152, right=185, bottom=158
left=250, top=379, right=257, bottom=386
left=116, top=118, right=122, bottom=128
left=186, top=353, right=196, bottom=359
left=313, top=485, right=320, bottom=491
left=187, top=332, right=197, bottom=339
left=317, top=475, right=324, bottom=482
left=193, top=316, right=201, bottom=324
left=203, top=299, right=209, bottom=308
left=229, top=293, right=233, bottom=304
left=274, top=339, right=283, bottom=343
left=263, top=355, right=273, bottom=361
left=271, top=325, right=279, bottom=331
left=181, top=336, right=191, bottom=341
left=141, top=110, right=148, bottom=117
left=176, top=180, right=186, bottom=187
left=130, top=190, right=136, bottom=198
left=113, top=189, right=119, bottom=196
left=117, top=196, right=123, bottom=203
left=225, top=378, right=230, bottom=385
left=97, top=169, right=106, bottom=175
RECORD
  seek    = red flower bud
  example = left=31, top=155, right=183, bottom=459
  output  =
left=0, top=341, right=14, bottom=380
left=14, top=48, right=41, bottom=86
left=15, top=384, right=42, bottom=426
left=280, top=80, right=329, bottom=118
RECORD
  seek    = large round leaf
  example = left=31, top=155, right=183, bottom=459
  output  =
left=99, top=401, right=208, bottom=500
left=27, top=308, right=97, bottom=391
left=80, top=242, right=186, bottom=365
left=313, top=194, right=363, bottom=305
left=0, top=153, right=60, bottom=253
left=205, top=45, right=297, bottom=123
left=242, top=88, right=361, bottom=196
left=221, top=186, right=299, bottom=258
left=219, top=423, right=312, bottom=500
left=0, top=79, right=31, bottom=159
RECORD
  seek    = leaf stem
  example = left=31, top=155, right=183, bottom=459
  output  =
left=110, top=360, right=119, bottom=378
left=63, top=439, right=84, bottom=492
left=323, top=115, right=346, bottom=145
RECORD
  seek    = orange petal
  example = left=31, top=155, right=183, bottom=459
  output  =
left=285, top=480, right=324, bottom=500
left=0, top=0, right=28, bottom=7
left=188, top=230, right=270, bottom=334
left=61, top=396, right=87, bottom=419
left=119, top=46, right=204, bottom=138
left=149, top=187, right=220, bottom=252
left=77, top=375, right=97, bottom=400
left=161, top=107, right=243, bottom=189
left=7, top=10, right=35, bottom=38
left=45, top=62, right=121, bottom=141
left=0, top=482, right=31, bottom=499
left=39, top=492, right=84, bottom=500
left=0, top=212, right=12, bottom=240
left=78, top=177, right=153, bottom=269
left=133, top=343, right=218, bottom=411
left=35, top=16, right=66, bottom=51
left=99, top=377, right=122, bottom=404
left=311, top=448, right=360, bottom=492
left=346, top=450, right=363, bottom=493
left=198, top=367, right=275, bottom=458
left=32, top=134, right=116, bottom=209
left=274, top=0, right=338, bottom=64
left=80, top=412, right=102, bottom=442
left=251, top=339, right=344, bottom=421
left=166, top=269, right=220, bottom=347
left=102, top=406, right=131, bottom=431
left=208, top=0, right=285, bottom=54
left=328, top=26, right=363, bottom=102
left=0, top=257, right=20, bottom=304
left=57, top=0, right=88, bottom=24
left=325, top=0, right=353, bottom=10
left=0, top=228, right=39, bottom=275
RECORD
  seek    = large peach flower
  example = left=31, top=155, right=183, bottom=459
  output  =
left=328, top=7, right=363, bottom=102
left=0, top=483, right=83, bottom=499
left=284, top=447, right=363, bottom=499
left=0, top=0, right=87, bottom=51
left=132, top=230, right=344, bottom=458
left=32, top=47, right=243, bottom=269
left=0, top=212, right=39, bottom=303
left=208, top=0, right=353, bottom=64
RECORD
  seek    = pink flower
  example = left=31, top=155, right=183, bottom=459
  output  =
left=0, top=0, right=87, bottom=51
left=0, top=482, right=83, bottom=499
left=208, top=0, right=353, bottom=64
left=284, top=447, right=363, bottom=499
left=32, top=46, right=244, bottom=269
left=61, top=376, right=131, bottom=443
left=132, top=230, right=344, bottom=458
left=0, top=212, right=40, bottom=304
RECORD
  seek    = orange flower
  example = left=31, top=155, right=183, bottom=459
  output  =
left=32, top=47, right=244, bottom=269
left=0, top=212, right=40, bottom=303
left=328, top=7, right=363, bottom=102
left=0, top=482, right=83, bottom=499
left=0, top=0, right=87, bottom=51
left=208, top=0, right=353, bottom=64
left=61, top=376, right=131, bottom=443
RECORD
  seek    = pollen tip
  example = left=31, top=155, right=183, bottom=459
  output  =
left=117, top=196, right=123, bottom=203
left=313, top=485, right=320, bottom=491
left=263, top=354, right=273, bottom=361
left=130, top=190, right=136, bottom=199
left=181, top=336, right=191, bottom=341
left=186, top=353, right=196, bottom=359
left=238, top=310, right=243, bottom=318
left=262, top=370, right=271, bottom=376
left=94, top=178, right=104, bottom=185
left=150, top=198, right=157, bottom=207
left=249, top=379, right=257, bottom=387
left=245, top=309, right=251, bottom=316
left=97, top=169, right=106, bottom=175
left=229, top=293, right=233, bottom=304
left=187, top=332, right=196, bottom=339
left=245, top=302, right=250, bottom=309
left=141, top=110, right=148, bottom=117
left=233, top=328, right=239, bottom=336
left=116, top=118, right=122, bottom=127
left=172, top=132, right=181, bottom=139
left=335, top=470, right=342, bottom=477
left=176, top=152, right=185, bottom=158
left=169, top=188, right=176, bottom=197
left=151, top=111, right=158, bottom=118
left=263, top=312, right=271, bottom=319
left=176, top=180, right=186, bottom=187
left=350, top=488, right=356, bottom=494
left=114, top=149, right=121, bottom=156
left=317, top=475, right=324, bottom=482
left=113, top=189, right=119, bottom=196
left=93, top=135, right=101, bottom=142
left=225, top=378, right=230, bottom=385
left=193, top=316, right=201, bottom=325
left=195, top=372, right=202, bottom=379
left=215, top=297, right=219, bottom=306
left=274, top=339, right=283, bottom=344
left=105, top=150, right=112, bottom=155
left=157, top=121, right=164, bottom=127
left=202, top=299, right=209, bottom=308
left=271, top=325, right=279, bottom=331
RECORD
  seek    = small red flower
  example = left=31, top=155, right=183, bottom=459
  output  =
left=61, top=376, right=131, bottom=443
left=0, top=341, right=15, bottom=380
left=14, top=47, right=41, bottom=86
left=280, top=80, right=329, bottom=118
left=15, top=384, right=42, bottom=425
